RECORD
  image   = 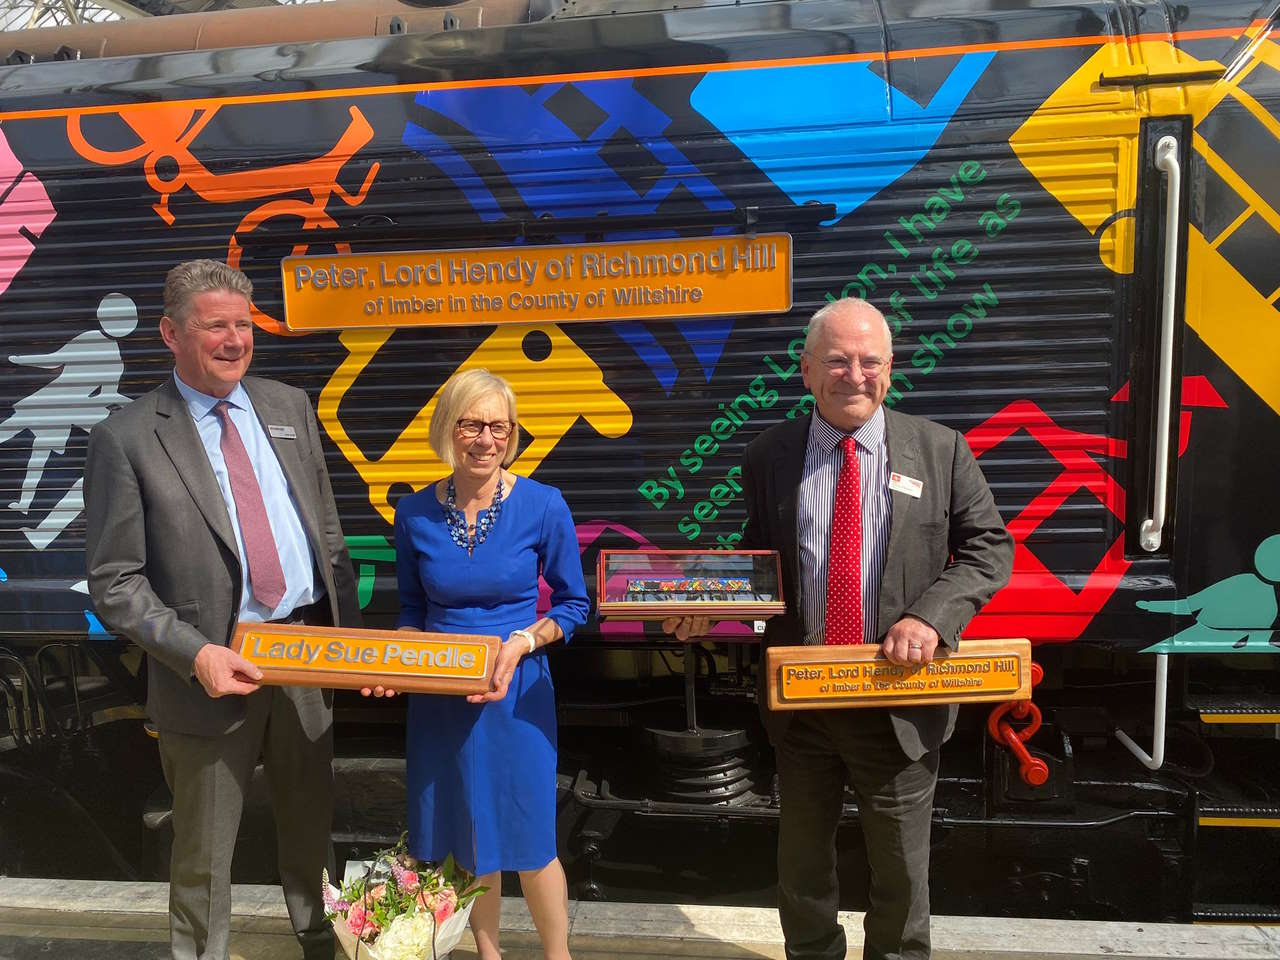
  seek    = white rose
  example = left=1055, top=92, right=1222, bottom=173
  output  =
left=374, top=911, right=437, bottom=960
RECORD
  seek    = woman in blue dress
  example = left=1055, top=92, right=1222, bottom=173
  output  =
left=391, top=368, right=588, bottom=960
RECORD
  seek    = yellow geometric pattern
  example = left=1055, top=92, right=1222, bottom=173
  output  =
left=319, top=323, right=633, bottom=524
left=1013, top=33, right=1280, bottom=415
left=1186, top=45, right=1280, bottom=415
left=1010, top=42, right=1142, bottom=274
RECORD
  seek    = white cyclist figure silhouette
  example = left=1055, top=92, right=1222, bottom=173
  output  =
left=0, top=293, right=136, bottom=548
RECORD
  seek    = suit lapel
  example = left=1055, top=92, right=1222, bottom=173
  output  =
left=769, top=415, right=809, bottom=587
left=154, top=379, right=238, bottom=557
left=243, top=379, right=324, bottom=566
left=882, top=408, right=920, bottom=579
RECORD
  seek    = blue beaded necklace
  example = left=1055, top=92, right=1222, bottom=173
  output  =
left=445, top=475, right=505, bottom=555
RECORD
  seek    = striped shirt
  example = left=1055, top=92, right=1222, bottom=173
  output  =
left=797, top=408, right=892, bottom=645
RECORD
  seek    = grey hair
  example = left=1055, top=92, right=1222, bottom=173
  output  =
left=428, top=368, right=520, bottom=470
left=804, top=298, right=893, bottom=356
left=163, top=260, right=253, bottom=326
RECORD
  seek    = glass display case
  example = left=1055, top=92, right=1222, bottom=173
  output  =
left=596, top=549, right=785, bottom=621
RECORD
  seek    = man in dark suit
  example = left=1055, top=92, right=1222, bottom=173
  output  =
left=672, top=297, right=1012, bottom=960
left=85, top=260, right=361, bottom=960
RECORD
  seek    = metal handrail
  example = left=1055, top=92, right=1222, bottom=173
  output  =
left=1140, top=134, right=1182, bottom=553
left=1116, top=653, right=1169, bottom=771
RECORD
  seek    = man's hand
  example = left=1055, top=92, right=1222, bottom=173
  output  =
left=661, top=616, right=712, bottom=641
left=193, top=644, right=263, bottom=698
left=881, top=615, right=941, bottom=666
left=466, top=637, right=524, bottom=704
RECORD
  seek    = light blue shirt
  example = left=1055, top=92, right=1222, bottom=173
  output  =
left=173, top=372, right=322, bottom=623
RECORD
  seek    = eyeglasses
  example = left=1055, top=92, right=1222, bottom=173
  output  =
left=455, top=418, right=513, bottom=440
left=810, top=353, right=887, bottom=377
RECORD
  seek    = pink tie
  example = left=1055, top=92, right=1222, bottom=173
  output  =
left=213, top=401, right=287, bottom=610
left=825, top=435, right=863, bottom=645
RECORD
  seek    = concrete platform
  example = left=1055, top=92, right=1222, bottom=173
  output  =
left=0, top=878, right=1276, bottom=959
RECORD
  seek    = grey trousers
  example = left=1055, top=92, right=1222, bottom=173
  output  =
left=775, top=709, right=939, bottom=960
left=158, top=684, right=335, bottom=960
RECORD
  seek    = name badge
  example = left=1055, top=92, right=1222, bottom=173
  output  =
left=268, top=424, right=297, bottom=440
left=889, top=472, right=923, bottom=498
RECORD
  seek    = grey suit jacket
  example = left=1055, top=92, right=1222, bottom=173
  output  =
left=85, top=375, right=361, bottom=737
left=743, top=408, right=1013, bottom=760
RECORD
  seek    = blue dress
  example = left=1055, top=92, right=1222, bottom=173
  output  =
left=394, top=476, right=588, bottom=875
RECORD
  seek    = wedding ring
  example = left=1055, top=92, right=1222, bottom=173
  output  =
left=908, top=643, right=922, bottom=649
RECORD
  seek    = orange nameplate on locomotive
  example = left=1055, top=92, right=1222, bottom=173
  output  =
left=231, top=622, right=499, bottom=695
left=765, top=638, right=1032, bottom=711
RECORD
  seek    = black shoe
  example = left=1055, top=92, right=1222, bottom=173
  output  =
left=298, top=927, right=337, bottom=960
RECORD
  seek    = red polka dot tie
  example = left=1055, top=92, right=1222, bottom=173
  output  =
left=825, top=435, right=863, bottom=645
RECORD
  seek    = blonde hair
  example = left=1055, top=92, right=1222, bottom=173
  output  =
left=428, top=369, right=520, bottom=470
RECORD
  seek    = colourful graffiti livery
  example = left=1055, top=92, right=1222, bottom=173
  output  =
left=0, top=8, right=1275, bottom=655
left=0, top=0, right=1279, bottom=922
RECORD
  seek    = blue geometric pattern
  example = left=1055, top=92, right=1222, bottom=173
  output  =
left=402, top=57, right=991, bottom=389
left=690, top=53, right=995, bottom=222
left=404, top=79, right=736, bottom=391
left=406, top=79, right=731, bottom=224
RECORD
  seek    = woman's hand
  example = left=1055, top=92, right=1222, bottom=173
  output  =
left=466, top=635, right=525, bottom=704
left=359, top=626, right=420, bottom=696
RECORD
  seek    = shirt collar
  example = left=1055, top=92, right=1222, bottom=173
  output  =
left=172, top=371, right=250, bottom=422
left=809, top=405, right=886, bottom=456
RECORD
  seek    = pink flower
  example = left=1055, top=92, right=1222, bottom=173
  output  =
left=432, top=888, right=458, bottom=924
left=416, top=887, right=459, bottom=924
left=345, top=903, right=378, bottom=940
left=392, top=864, right=420, bottom=893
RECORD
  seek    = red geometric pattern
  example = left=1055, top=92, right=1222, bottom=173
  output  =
left=963, top=377, right=1226, bottom=643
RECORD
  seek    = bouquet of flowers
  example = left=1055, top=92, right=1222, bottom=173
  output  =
left=323, top=837, right=486, bottom=960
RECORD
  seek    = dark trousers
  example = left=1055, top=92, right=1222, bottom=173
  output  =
left=158, top=683, right=336, bottom=960
left=775, top=709, right=939, bottom=960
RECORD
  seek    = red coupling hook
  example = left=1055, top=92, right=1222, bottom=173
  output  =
left=987, top=661, right=1048, bottom=787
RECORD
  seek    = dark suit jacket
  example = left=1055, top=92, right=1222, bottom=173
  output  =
left=85, top=375, right=361, bottom=737
left=743, top=408, right=1013, bottom=760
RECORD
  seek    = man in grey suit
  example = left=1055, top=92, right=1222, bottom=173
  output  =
left=672, top=297, right=1012, bottom=960
left=85, top=260, right=361, bottom=960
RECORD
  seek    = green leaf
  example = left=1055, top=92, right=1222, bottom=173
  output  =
left=456, top=883, right=487, bottom=909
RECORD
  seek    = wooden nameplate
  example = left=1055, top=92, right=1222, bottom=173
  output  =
left=765, top=638, right=1032, bottom=711
left=231, top=622, right=499, bottom=695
